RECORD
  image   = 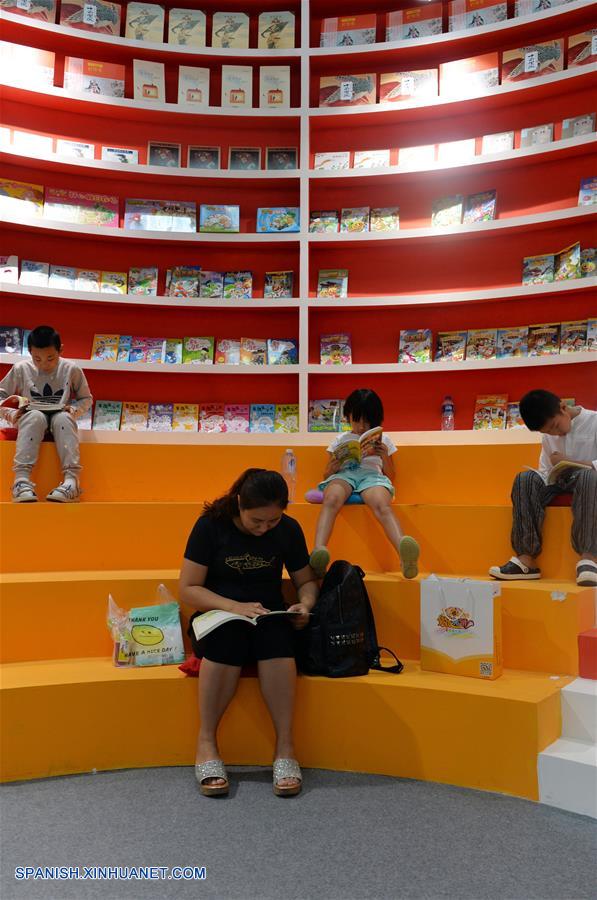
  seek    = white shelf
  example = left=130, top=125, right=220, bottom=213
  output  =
left=308, top=353, right=596, bottom=375
left=0, top=354, right=299, bottom=375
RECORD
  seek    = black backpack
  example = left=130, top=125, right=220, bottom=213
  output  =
left=297, top=560, right=403, bottom=678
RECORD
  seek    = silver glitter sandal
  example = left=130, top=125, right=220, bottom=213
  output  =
left=195, top=760, right=229, bottom=796
left=273, top=758, right=302, bottom=797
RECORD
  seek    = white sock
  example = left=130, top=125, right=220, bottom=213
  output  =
left=63, top=474, right=78, bottom=488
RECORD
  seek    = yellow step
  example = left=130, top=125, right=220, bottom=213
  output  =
left=0, top=656, right=568, bottom=800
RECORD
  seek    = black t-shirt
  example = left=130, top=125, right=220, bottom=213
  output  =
left=184, top=512, right=310, bottom=610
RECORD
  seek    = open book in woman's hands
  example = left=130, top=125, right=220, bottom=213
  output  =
left=332, top=426, right=383, bottom=466
left=192, top=608, right=300, bottom=642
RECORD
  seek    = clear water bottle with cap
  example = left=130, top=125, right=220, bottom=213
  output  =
left=440, top=395, right=455, bottom=431
left=281, top=449, right=296, bottom=502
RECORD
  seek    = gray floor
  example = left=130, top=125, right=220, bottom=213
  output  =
left=1, top=767, right=596, bottom=900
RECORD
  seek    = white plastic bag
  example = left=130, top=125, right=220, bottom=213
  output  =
left=107, top=584, right=185, bottom=668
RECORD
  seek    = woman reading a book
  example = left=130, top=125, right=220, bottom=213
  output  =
left=179, top=469, right=318, bottom=798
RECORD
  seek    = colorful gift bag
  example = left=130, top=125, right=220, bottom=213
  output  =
left=420, top=575, right=502, bottom=679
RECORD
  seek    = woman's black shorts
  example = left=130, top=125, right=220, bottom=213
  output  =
left=189, top=616, right=296, bottom=667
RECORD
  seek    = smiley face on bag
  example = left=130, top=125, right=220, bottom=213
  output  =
left=131, top=624, right=164, bottom=646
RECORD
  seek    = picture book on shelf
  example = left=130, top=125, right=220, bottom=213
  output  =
left=309, top=211, right=339, bottom=234
left=501, top=40, right=564, bottom=83
left=59, top=0, right=121, bottom=35
left=587, top=319, right=597, bottom=351
left=20, top=260, right=49, bottom=286
left=128, top=336, right=148, bottom=362
left=125, top=2, right=165, bottom=43
left=308, top=399, right=344, bottom=432
left=56, top=139, right=95, bottom=159
left=223, top=271, right=252, bottom=300
left=578, top=177, right=597, bottom=207
left=64, top=57, right=125, bottom=97
left=21, top=329, right=32, bottom=357
left=76, top=269, right=100, bottom=291
left=562, top=113, right=596, bottom=140
left=188, top=146, right=220, bottom=170
left=436, top=330, right=467, bottom=362
left=1, top=43, right=55, bottom=89
left=258, top=11, right=295, bottom=49
left=331, top=426, right=383, bottom=466
left=215, top=338, right=240, bottom=365
left=379, top=70, right=438, bottom=103
left=172, top=403, right=199, bottom=432
left=497, top=326, right=528, bottom=358
left=100, top=271, right=127, bottom=294
left=199, top=270, right=224, bottom=299
left=3, top=0, right=57, bottom=22
left=227, top=148, right=261, bottom=171
left=44, top=188, right=119, bottom=227
left=49, top=265, right=76, bottom=290
left=522, top=253, right=555, bottom=284
left=256, top=207, right=300, bottom=233
left=250, top=404, right=276, bottom=433
left=520, top=123, right=553, bottom=148
left=560, top=320, right=588, bottom=354
left=319, top=74, right=377, bottom=108
left=566, top=31, right=596, bottom=68
left=199, top=205, right=239, bottom=233
left=449, top=0, right=507, bottom=32
left=398, top=329, right=432, bottom=364
left=167, top=265, right=200, bottom=298
left=259, top=66, right=291, bottom=109
left=320, top=14, right=376, bottom=47
left=224, top=404, right=250, bottom=432
left=240, top=338, right=267, bottom=365
left=182, top=336, right=214, bottom=364
left=178, top=66, right=209, bottom=107
left=0, top=179, right=44, bottom=218
left=528, top=323, right=560, bottom=356
left=267, top=339, right=298, bottom=365
left=121, top=401, right=149, bottom=432
left=317, top=269, right=348, bottom=299
left=437, top=139, right=476, bottom=164
left=168, top=8, right=206, bottom=48
left=340, top=207, right=369, bottom=233
left=0, top=255, right=18, bottom=284
left=266, top=148, right=298, bottom=170
left=200, top=403, right=225, bottom=433
left=506, top=402, right=525, bottom=429
left=164, top=338, right=182, bottom=364
left=514, top=0, right=567, bottom=13
left=128, top=266, right=158, bottom=295
left=313, top=151, right=350, bottom=171
left=117, top=335, right=132, bottom=361
left=439, top=53, right=499, bottom=98
left=102, top=147, right=139, bottom=165
left=133, top=60, right=166, bottom=102
left=212, top=12, right=249, bottom=48
left=148, top=402, right=173, bottom=432
left=481, top=131, right=514, bottom=154
left=370, top=207, right=399, bottom=232
left=124, top=199, right=196, bottom=233
left=92, top=400, right=122, bottom=430
left=145, top=337, right=166, bottom=364
left=581, top=249, right=596, bottom=278
left=463, top=190, right=497, bottom=223
left=431, top=195, right=463, bottom=227
left=554, top=242, right=581, bottom=280
left=91, top=334, right=119, bottom=362
left=221, top=65, right=253, bottom=108
left=0, top=326, right=23, bottom=354
left=264, top=271, right=293, bottom=298
left=466, top=328, right=497, bottom=360
left=353, top=149, right=391, bottom=169
left=274, top=404, right=299, bottom=433
left=386, top=4, right=443, bottom=41
left=399, top=144, right=436, bottom=168
left=473, top=394, right=508, bottom=430
left=320, top=333, right=352, bottom=366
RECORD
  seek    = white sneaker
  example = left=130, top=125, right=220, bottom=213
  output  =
left=576, top=560, right=597, bottom=587
left=46, top=481, right=81, bottom=503
left=12, top=480, right=38, bottom=503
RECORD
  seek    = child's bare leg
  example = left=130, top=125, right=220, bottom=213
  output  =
left=310, top=480, right=352, bottom=575
left=361, top=486, right=419, bottom=578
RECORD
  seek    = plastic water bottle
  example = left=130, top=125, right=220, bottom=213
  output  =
left=441, top=395, right=455, bottom=431
left=281, top=449, right=297, bottom=502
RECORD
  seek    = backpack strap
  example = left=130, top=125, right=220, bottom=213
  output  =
left=370, top=646, right=404, bottom=675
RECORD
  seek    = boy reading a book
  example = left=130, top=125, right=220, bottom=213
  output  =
left=490, top=390, right=597, bottom=587
left=309, top=388, right=420, bottom=578
left=0, top=325, right=92, bottom=502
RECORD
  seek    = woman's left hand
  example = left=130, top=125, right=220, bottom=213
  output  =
left=286, top=603, right=311, bottom=629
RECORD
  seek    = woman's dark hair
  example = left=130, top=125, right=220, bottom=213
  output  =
left=203, top=468, right=288, bottom=519
left=343, top=388, right=384, bottom=428
left=29, top=325, right=61, bottom=352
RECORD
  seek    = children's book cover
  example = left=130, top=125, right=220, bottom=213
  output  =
left=560, top=320, right=588, bottom=354
left=266, top=147, right=298, bottom=170
left=308, top=398, right=343, bottom=432
left=224, top=404, right=250, bottom=432
left=223, top=271, right=252, bottom=300
left=258, top=11, right=295, bottom=49
left=167, top=265, right=200, bottom=297
left=124, top=199, right=196, bottom=233
left=0, top=255, right=19, bottom=284
left=309, top=210, right=339, bottom=234
left=199, top=403, right=226, bottom=433
left=0, top=326, right=23, bottom=354
left=340, top=207, right=370, bottom=233
left=125, top=2, right=165, bottom=42
left=100, top=271, right=127, bottom=293
left=439, top=53, right=499, bottom=98
left=128, top=336, right=148, bottom=362
left=199, top=205, right=240, bottom=233
left=229, top=147, right=261, bottom=170
left=386, top=4, right=443, bottom=41
left=264, top=270, right=294, bottom=298
left=145, top=337, right=166, bottom=364
left=91, top=333, right=119, bottom=361
left=64, top=57, right=125, bottom=97
left=59, top=0, right=121, bottom=35
left=431, top=195, right=463, bottom=227
left=2, top=0, right=56, bottom=22
left=527, top=323, right=560, bottom=356
left=578, top=177, right=597, bottom=207
left=249, top=403, right=275, bottom=433
left=178, top=66, right=209, bottom=107
left=221, top=65, right=253, bottom=108
left=501, top=40, right=564, bottom=83
left=436, top=330, right=467, bottom=361
left=398, top=329, right=432, bottom=364
left=370, top=207, right=399, bottom=232
left=56, top=139, right=96, bottom=159
left=506, top=402, right=525, bottom=429
left=466, top=328, right=497, bottom=360
left=520, top=123, right=553, bottom=147
left=212, top=12, right=249, bottom=48
left=0, top=179, right=44, bottom=218
left=399, top=144, right=436, bottom=168
left=168, top=8, right=206, bottom=47
left=188, top=146, right=220, bottom=169
left=317, top=269, right=348, bottom=299
left=320, top=333, right=352, bottom=365
left=437, top=138, right=476, bottom=163
left=76, top=269, right=100, bottom=291
left=215, top=338, right=241, bottom=365
left=240, top=337, right=267, bottom=365
left=581, top=248, right=596, bottom=278
left=463, top=189, right=497, bottom=223
left=172, top=403, right=199, bottom=431
left=92, top=399, right=122, bottom=430
left=587, top=318, right=597, bottom=352
left=101, top=146, right=139, bottom=164
left=148, top=402, right=173, bottom=431
left=481, top=131, right=514, bottom=154
left=20, top=328, right=32, bottom=357
left=496, top=326, right=528, bottom=358
left=267, top=338, right=298, bottom=365
left=256, top=207, right=300, bottom=233
left=1, top=44, right=55, bottom=88
left=473, top=394, right=508, bottom=430
left=566, top=30, right=597, bottom=68
left=259, top=66, right=291, bottom=109
left=313, top=151, right=350, bottom=170
left=274, top=404, right=299, bottom=433
left=117, top=335, right=131, bottom=361
left=121, top=401, right=149, bottom=431
left=44, top=188, right=119, bottom=227
left=49, top=265, right=77, bottom=289
left=353, top=149, right=391, bottom=169
left=133, top=59, right=166, bottom=102
left=449, top=0, right=507, bottom=32
left=379, top=69, right=438, bottom=103
left=182, top=336, right=214, bottom=364
left=319, top=74, right=377, bottom=108
left=562, top=113, right=596, bottom=140
left=522, top=253, right=555, bottom=284
left=20, top=260, right=49, bottom=286
left=320, top=14, right=376, bottom=47
left=164, top=338, right=182, bottom=364
left=199, top=270, right=224, bottom=298
left=128, top=266, right=158, bottom=295
left=514, top=0, right=567, bottom=13
left=554, top=242, right=581, bottom=280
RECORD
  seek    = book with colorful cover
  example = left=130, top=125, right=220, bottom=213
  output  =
left=266, top=147, right=298, bottom=170
left=308, top=398, right=344, bottom=432
left=221, top=65, right=253, bottom=108
left=256, top=207, right=300, bottom=233
left=436, top=330, right=467, bottom=361
left=91, top=333, right=119, bottom=362
left=466, top=328, right=497, bottom=360
left=506, top=402, right=525, bottom=429
left=481, top=131, right=514, bottom=154
left=199, top=205, right=239, bottom=233
left=514, top=0, right=567, bottom=13
left=501, top=40, right=564, bottom=83
left=121, top=401, right=149, bottom=431
left=224, top=404, right=250, bottom=432
left=172, top=403, right=199, bottom=431
left=313, top=151, right=351, bottom=171
left=463, top=189, right=497, bottom=223
left=578, top=177, right=597, bottom=207
left=215, top=338, right=241, bottom=365
left=379, top=69, right=438, bottom=103
left=2, top=0, right=56, bottom=22
left=199, top=403, right=225, bottom=433
left=44, top=188, right=119, bottom=227
left=497, top=326, right=528, bottom=358
left=264, top=271, right=293, bottom=299
left=145, top=337, right=166, bottom=364
left=167, top=265, right=200, bottom=297
left=567, top=30, right=597, bottom=68
left=59, top=0, right=121, bottom=34
left=319, top=74, right=377, bottom=108
left=199, top=270, right=224, bottom=299
left=522, top=254, right=555, bottom=284
left=554, top=242, right=581, bottom=281
left=353, top=149, right=391, bottom=169
left=212, top=12, right=249, bottom=49
left=0, top=179, right=44, bottom=218
left=100, top=271, right=127, bottom=294
left=182, top=336, right=214, bottom=364
left=386, top=4, right=443, bottom=41
left=259, top=66, right=291, bottom=109
left=163, top=338, right=182, bottom=364
left=223, top=271, right=252, bottom=300
left=560, top=320, right=588, bottom=354
left=473, top=394, right=508, bottom=430
left=178, top=65, right=209, bottom=107
left=267, top=338, right=298, bottom=365
left=340, top=207, right=370, bottom=233
left=20, top=329, right=32, bottom=358
left=168, top=8, right=206, bottom=48
left=587, top=319, right=597, bottom=352
left=437, top=138, right=476, bottom=164
left=439, top=53, right=499, bottom=98
left=309, top=210, right=339, bottom=234
left=562, top=113, right=596, bottom=140
left=128, top=266, right=157, bottom=295
left=102, top=147, right=139, bottom=165
left=76, top=269, right=100, bottom=291
left=49, top=265, right=77, bottom=289
left=133, top=59, right=166, bottom=102
left=240, top=337, right=267, bottom=365
left=0, top=255, right=18, bottom=284
left=520, top=123, right=553, bottom=148
left=124, top=199, right=196, bottom=233
left=92, top=399, right=122, bottom=430
left=258, top=11, right=295, bottom=49
left=398, top=329, right=432, bottom=364
left=274, top=404, right=299, bottom=433
left=581, top=248, right=596, bottom=278
left=56, top=139, right=96, bottom=159
left=0, top=326, right=23, bottom=354
left=117, top=335, right=132, bottom=362
left=64, top=57, right=125, bottom=97
left=449, top=0, right=507, bottom=32
left=528, top=323, right=560, bottom=356
left=320, top=333, right=352, bottom=365
left=370, top=207, right=399, bottom=232
left=127, top=336, right=148, bottom=362
left=0, top=43, right=55, bottom=89
left=320, top=14, right=376, bottom=47
left=249, top=403, right=275, bottom=433
left=125, top=2, right=165, bottom=42
left=148, top=402, right=173, bottom=432
left=317, top=269, right=348, bottom=299
left=432, top=195, right=463, bottom=227
left=20, top=260, right=49, bottom=286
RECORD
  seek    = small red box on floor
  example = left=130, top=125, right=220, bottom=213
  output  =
left=578, top=628, right=597, bottom=680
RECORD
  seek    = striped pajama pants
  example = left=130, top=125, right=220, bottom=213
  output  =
left=511, top=468, right=597, bottom=558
